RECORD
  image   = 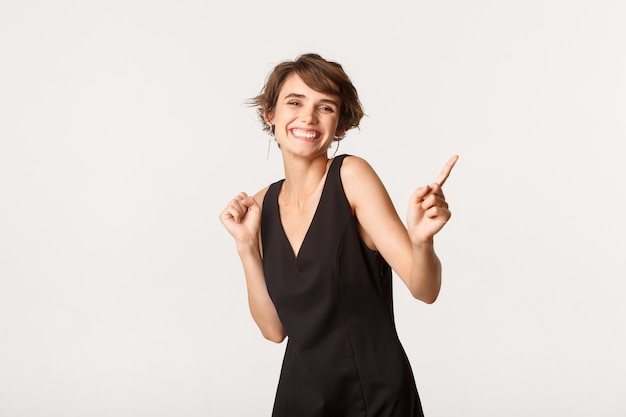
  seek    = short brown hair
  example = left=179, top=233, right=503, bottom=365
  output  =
left=249, top=53, right=364, bottom=141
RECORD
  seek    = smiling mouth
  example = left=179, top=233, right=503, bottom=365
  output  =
left=291, top=128, right=320, bottom=140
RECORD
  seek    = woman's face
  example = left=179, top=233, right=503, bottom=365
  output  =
left=266, top=73, right=342, bottom=158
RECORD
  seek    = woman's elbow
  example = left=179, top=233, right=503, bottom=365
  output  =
left=418, top=294, right=438, bottom=304
left=411, top=288, right=439, bottom=304
left=262, top=328, right=286, bottom=343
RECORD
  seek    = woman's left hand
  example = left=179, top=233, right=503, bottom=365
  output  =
left=407, top=155, right=458, bottom=244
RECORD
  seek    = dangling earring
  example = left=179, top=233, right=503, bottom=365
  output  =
left=266, top=124, right=275, bottom=160
left=331, top=139, right=340, bottom=158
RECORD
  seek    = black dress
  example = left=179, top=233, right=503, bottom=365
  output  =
left=261, top=155, right=424, bottom=417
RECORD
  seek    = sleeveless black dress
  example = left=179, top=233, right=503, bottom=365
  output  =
left=261, top=155, right=424, bottom=417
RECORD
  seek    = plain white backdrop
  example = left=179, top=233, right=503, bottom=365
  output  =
left=1, top=1, right=625, bottom=416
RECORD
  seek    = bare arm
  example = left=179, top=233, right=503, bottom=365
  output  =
left=220, top=190, right=286, bottom=343
left=342, top=155, right=458, bottom=304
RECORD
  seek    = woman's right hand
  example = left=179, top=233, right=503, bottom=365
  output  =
left=220, top=192, right=262, bottom=244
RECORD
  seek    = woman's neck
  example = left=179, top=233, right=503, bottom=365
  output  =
left=280, top=154, right=331, bottom=204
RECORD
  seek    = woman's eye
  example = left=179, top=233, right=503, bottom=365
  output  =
left=288, top=101, right=299, bottom=106
left=320, top=106, right=334, bottom=112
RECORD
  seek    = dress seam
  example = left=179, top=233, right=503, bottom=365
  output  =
left=335, top=223, right=368, bottom=416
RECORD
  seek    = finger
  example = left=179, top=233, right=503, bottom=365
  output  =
left=434, top=155, right=459, bottom=187
left=242, top=195, right=255, bottom=207
left=410, top=185, right=432, bottom=203
left=428, top=183, right=446, bottom=200
left=240, top=196, right=260, bottom=213
left=229, top=199, right=248, bottom=222
left=220, top=205, right=240, bottom=224
left=424, top=205, right=451, bottom=221
left=421, top=193, right=449, bottom=211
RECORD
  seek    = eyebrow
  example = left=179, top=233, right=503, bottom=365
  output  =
left=283, top=93, right=339, bottom=107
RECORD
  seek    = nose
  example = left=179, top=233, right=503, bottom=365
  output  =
left=300, top=105, right=317, bottom=124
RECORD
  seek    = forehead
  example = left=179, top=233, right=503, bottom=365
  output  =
left=279, top=73, right=340, bottom=102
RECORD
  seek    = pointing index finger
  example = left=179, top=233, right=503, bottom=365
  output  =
left=434, top=155, right=459, bottom=187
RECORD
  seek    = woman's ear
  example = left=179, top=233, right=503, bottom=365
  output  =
left=263, top=109, right=274, bottom=125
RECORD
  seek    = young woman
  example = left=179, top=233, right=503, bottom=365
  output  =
left=220, top=53, right=458, bottom=417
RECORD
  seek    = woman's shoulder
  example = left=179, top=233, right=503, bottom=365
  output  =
left=252, top=184, right=272, bottom=208
left=339, top=155, right=388, bottom=207
left=339, top=154, right=382, bottom=183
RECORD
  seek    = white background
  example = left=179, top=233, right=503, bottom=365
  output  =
left=1, top=1, right=625, bottom=416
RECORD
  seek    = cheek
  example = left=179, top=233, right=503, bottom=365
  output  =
left=275, top=108, right=296, bottom=121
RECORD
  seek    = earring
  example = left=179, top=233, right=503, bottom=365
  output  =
left=266, top=124, right=274, bottom=160
left=331, top=139, right=340, bottom=158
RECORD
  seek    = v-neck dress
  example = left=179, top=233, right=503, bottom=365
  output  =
left=261, top=155, right=424, bottom=417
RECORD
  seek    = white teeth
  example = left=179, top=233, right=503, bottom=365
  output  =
left=292, top=129, right=319, bottom=139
